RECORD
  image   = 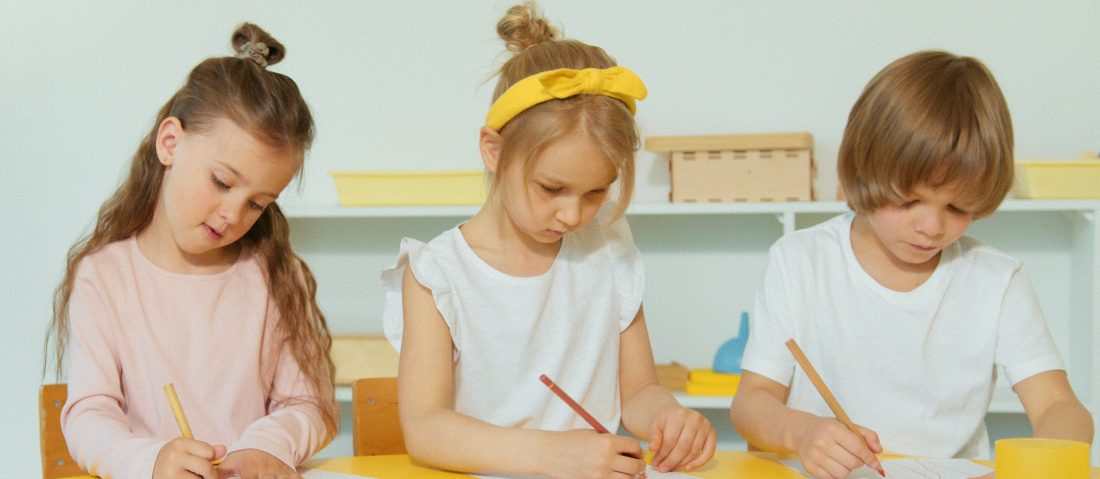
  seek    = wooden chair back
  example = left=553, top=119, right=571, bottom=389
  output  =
left=40, top=384, right=87, bottom=479
left=351, top=377, right=405, bottom=455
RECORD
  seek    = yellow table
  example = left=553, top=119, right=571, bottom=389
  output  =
left=64, top=452, right=1100, bottom=478
left=307, top=451, right=805, bottom=478
left=306, top=453, right=1100, bottom=478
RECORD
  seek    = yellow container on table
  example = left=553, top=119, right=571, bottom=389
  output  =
left=1014, top=152, right=1100, bottom=199
left=995, top=438, right=1090, bottom=479
left=331, top=170, right=487, bottom=206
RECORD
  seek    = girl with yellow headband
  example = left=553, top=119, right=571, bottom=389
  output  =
left=381, top=2, right=715, bottom=477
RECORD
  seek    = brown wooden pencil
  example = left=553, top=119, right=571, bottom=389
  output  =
left=785, top=339, right=886, bottom=478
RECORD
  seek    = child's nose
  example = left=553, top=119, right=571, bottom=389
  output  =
left=556, top=198, right=582, bottom=227
left=220, top=201, right=247, bottom=225
left=914, top=211, right=945, bottom=237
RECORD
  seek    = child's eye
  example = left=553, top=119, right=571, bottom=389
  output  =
left=586, top=187, right=609, bottom=197
left=212, top=174, right=230, bottom=190
left=901, top=199, right=919, bottom=208
left=248, top=201, right=265, bottom=211
left=948, top=205, right=971, bottom=215
left=540, top=184, right=564, bottom=194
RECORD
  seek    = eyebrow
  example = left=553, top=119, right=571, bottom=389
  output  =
left=217, top=161, right=280, bottom=199
left=539, top=173, right=619, bottom=190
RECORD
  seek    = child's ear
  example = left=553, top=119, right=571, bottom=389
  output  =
left=155, top=117, right=183, bottom=166
left=479, top=126, right=503, bottom=174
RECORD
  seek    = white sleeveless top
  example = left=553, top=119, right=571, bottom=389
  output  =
left=381, top=210, right=644, bottom=432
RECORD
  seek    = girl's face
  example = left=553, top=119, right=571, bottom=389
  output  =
left=499, top=131, right=617, bottom=244
left=860, top=183, right=976, bottom=269
left=149, top=117, right=298, bottom=271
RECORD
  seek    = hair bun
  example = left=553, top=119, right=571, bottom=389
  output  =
left=231, top=22, right=286, bottom=67
left=497, top=2, right=559, bottom=53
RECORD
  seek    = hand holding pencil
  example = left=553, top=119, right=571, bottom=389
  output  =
left=152, top=383, right=226, bottom=479
left=786, top=339, right=887, bottom=479
left=539, top=374, right=647, bottom=478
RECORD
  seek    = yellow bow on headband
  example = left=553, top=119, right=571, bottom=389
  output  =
left=485, top=66, right=648, bottom=131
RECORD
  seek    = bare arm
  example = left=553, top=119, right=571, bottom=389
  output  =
left=397, top=266, right=644, bottom=478
left=1015, top=370, right=1094, bottom=444
left=619, top=307, right=716, bottom=472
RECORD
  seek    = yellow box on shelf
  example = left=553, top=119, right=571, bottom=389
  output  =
left=685, top=381, right=739, bottom=396
left=1014, top=151, right=1100, bottom=199
left=331, top=170, right=487, bottom=206
left=685, top=368, right=740, bottom=396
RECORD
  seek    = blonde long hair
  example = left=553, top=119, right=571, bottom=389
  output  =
left=45, top=23, right=337, bottom=438
left=491, top=1, right=639, bottom=219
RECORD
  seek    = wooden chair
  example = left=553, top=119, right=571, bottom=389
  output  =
left=351, top=377, right=405, bottom=455
left=40, top=384, right=87, bottom=479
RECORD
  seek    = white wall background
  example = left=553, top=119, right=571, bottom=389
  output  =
left=2, top=1, right=1098, bottom=477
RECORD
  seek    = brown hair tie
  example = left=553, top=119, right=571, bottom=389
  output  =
left=237, top=42, right=269, bottom=67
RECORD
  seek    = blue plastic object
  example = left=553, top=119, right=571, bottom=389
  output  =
left=713, top=311, right=749, bottom=374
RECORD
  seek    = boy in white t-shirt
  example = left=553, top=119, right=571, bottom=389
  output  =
left=730, top=50, right=1093, bottom=479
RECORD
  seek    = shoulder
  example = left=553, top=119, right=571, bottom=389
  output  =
left=769, top=214, right=849, bottom=259
left=75, top=237, right=138, bottom=282
left=951, top=235, right=1021, bottom=276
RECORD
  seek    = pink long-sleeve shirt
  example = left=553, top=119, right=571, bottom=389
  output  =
left=61, top=236, right=330, bottom=479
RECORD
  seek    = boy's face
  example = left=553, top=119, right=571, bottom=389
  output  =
left=862, top=183, right=976, bottom=268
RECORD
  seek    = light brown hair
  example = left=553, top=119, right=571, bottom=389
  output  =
left=838, top=50, right=1014, bottom=218
left=491, top=1, right=639, bottom=219
left=45, top=23, right=337, bottom=438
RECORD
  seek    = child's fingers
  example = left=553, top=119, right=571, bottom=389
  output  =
left=834, top=432, right=882, bottom=477
left=647, top=425, right=663, bottom=456
left=649, top=418, right=685, bottom=467
left=179, top=452, right=219, bottom=479
left=212, top=444, right=227, bottom=461
left=682, top=425, right=717, bottom=471
left=856, top=426, right=883, bottom=453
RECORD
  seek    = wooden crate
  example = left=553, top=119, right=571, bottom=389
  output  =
left=646, top=132, right=815, bottom=202
left=655, top=361, right=689, bottom=391
left=331, top=335, right=399, bottom=385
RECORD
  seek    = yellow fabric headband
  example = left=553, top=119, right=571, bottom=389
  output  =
left=485, top=66, right=648, bottom=131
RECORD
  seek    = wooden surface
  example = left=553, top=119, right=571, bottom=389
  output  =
left=40, top=384, right=87, bottom=479
left=645, top=132, right=813, bottom=152
left=332, top=335, right=399, bottom=386
left=352, top=377, right=405, bottom=455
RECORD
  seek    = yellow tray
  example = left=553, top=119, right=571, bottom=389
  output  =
left=331, top=170, right=487, bottom=206
left=1014, top=154, right=1100, bottom=199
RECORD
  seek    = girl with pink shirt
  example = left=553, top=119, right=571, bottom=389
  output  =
left=45, top=23, right=336, bottom=479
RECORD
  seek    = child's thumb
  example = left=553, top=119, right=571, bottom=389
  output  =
left=648, top=426, right=663, bottom=452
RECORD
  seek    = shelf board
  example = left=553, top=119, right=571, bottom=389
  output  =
left=281, top=199, right=1100, bottom=219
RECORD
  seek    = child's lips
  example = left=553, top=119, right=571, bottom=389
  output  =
left=203, top=224, right=224, bottom=240
left=910, top=242, right=937, bottom=252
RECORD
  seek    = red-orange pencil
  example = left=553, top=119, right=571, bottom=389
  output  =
left=785, top=339, right=886, bottom=479
left=538, top=374, right=609, bottom=433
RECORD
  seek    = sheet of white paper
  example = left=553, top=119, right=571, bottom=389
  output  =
left=644, top=465, right=698, bottom=478
left=300, top=469, right=379, bottom=479
left=781, top=458, right=992, bottom=479
left=474, top=465, right=696, bottom=478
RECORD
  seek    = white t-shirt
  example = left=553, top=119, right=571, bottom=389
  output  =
left=381, top=210, right=644, bottom=433
left=741, top=213, right=1065, bottom=458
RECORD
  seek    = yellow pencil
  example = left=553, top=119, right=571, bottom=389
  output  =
left=163, top=383, right=193, bottom=439
left=163, top=383, right=221, bottom=466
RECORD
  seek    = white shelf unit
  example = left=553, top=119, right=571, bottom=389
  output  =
left=287, top=199, right=1099, bottom=459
